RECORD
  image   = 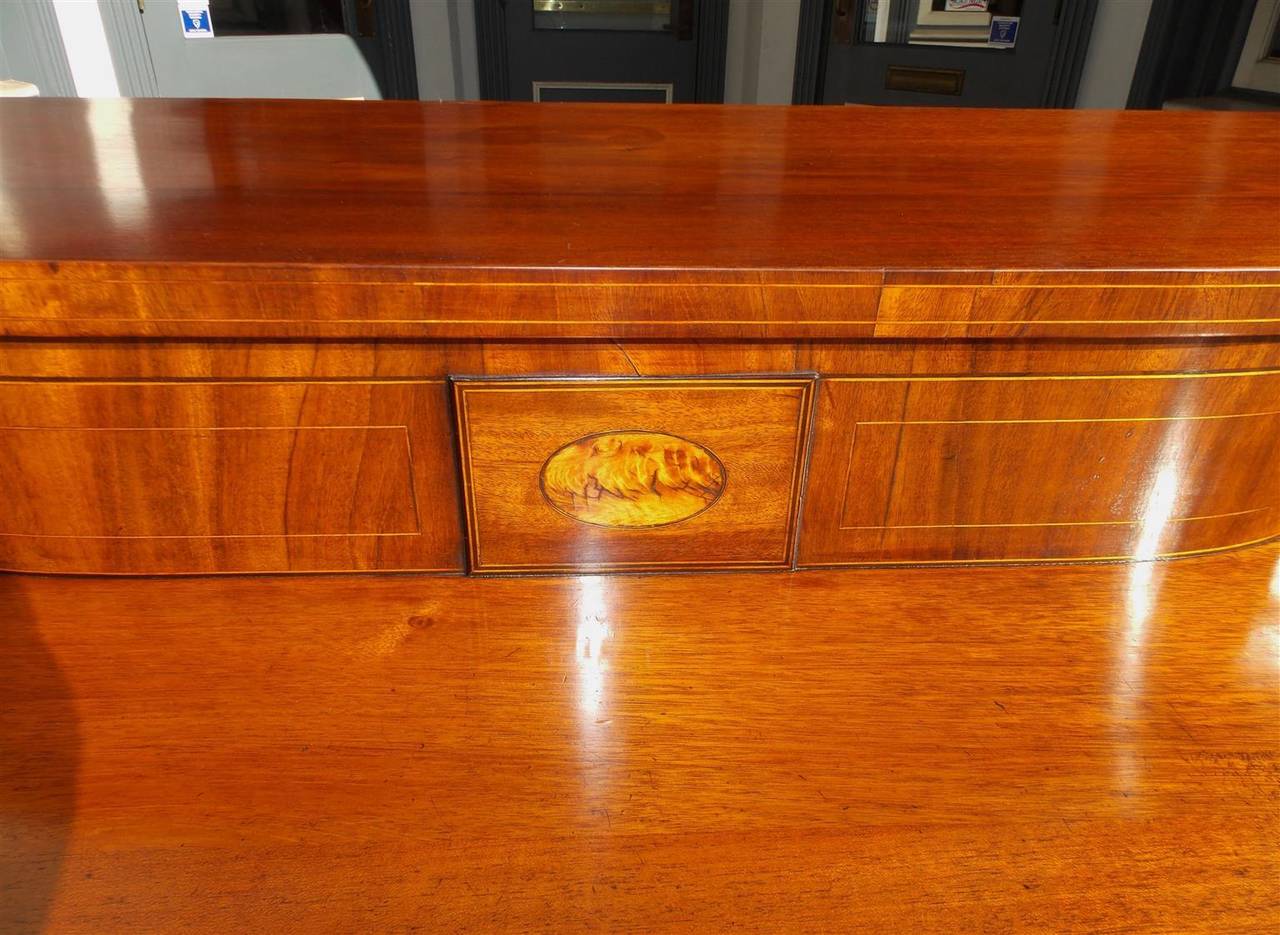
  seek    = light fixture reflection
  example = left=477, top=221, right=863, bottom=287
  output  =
left=1114, top=458, right=1182, bottom=797
left=52, top=0, right=121, bottom=98
left=87, top=100, right=150, bottom=231
left=1125, top=464, right=1180, bottom=627
left=575, top=576, right=612, bottom=716
left=1241, top=617, right=1280, bottom=672
left=0, top=185, right=26, bottom=255
left=1243, top=553, right=1280, bottom=673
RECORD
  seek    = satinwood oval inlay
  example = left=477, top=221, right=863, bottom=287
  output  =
left=539, top=431, right=726, bottom=529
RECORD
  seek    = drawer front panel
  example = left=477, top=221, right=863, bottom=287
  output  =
left=453, top=377, right=815, bottom=574
left=0, top=381, right=462, bottom=574
left=800, top=372, right=1280, bottom=565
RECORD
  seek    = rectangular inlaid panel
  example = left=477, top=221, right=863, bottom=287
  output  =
left=2, top=427, right=418, bottom=538
left=453, top=377, right=816, bottom=574
left=0, top=381, right=463, bottom=574
left=799, top=372, right=1280, bottom=565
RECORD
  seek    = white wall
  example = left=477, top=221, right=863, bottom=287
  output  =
left=1075, top=0, right=1154, bottom=108
left=409, top=0, right=478, bottom=100
left=38, top=0, right=479, bottom=102
left=51, top=0, right=118, bottom=96
left=725, top=0, right=802, bottom=104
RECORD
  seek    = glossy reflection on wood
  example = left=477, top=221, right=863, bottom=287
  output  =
left=0, top=103, right=1278, bottom=341
left=0, top=101, right=1277, bottom=270
left=802, top=371, right=1280, bottom=565
left=1, top=101, right=1279, bottom=574
left=2, top=353, right=1279, bottom=574
left=2, top=544, right=1277, bottom=933
left=0, top=381, right=461, bottom=574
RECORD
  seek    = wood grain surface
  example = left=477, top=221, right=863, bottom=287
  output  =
left=3, top=98, right=1277, bottom=935
left=3, top=543, right=1277, bottom=933
left=6, top=265, right=1280, bottom=340
left=3, top=349, right=1277, bottom=574
left=0, top=381, right=462, bottom=574
left=4, top=337, right=1280, bottom=380
left=800, top=370, right=1280, bottom=565
left=1, top=101, right=1278, bottom=340
left=1, top=100, right=1277, bottom=271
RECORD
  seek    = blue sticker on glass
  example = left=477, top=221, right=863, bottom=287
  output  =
left=989, top=15, right=1018, bottom=47
left=179, top=1, right=215, bottom=39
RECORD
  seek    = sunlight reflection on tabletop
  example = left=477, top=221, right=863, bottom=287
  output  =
left=1113, top=461, right=1181, bottom=799
left=575, top=575, right=613, bottom=719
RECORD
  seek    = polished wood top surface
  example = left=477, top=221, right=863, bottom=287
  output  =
left=1, top=99, right=1278, bottom=272
left=4, top=544, right=1277, bottom=932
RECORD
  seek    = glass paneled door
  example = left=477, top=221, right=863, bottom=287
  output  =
left=823, top=0, right=1093, bottom=107
left=484, top=0, right=724, bottom=102
left=138, top=0, right=417, bottom=99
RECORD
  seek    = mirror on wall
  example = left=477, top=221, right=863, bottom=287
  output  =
left=856, top=0, right=1024, bottom=49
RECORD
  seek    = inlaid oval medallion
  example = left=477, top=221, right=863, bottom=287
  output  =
left=539, top=431, right=726, bottom=529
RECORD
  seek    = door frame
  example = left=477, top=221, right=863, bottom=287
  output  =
left=1126, top=0, right=1263, bottom=109
left=792, top=0, right=1098, bottom=107
left=474, top=0, right=731, bottom=102
left=100, top=0, right=161, bottom=97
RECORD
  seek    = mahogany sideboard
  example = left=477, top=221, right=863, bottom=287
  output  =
left=2, top=100, right=1279, bottom=934
left=1, top=100, right=1277, bottom=575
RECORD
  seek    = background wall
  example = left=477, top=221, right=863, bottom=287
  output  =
left=3, top=0, right=1154, bottom=107
left=1076, top=0, right=1154, bottom=108
left=409, top=0, right=478, bottom=100
left=725, top=0, right=802, bottom=104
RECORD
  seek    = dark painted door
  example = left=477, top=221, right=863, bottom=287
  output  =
left=481, top=1, right=724, bottom=102
left=823, top=1, right=1093, bottom=107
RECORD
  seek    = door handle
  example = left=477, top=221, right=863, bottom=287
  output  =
left=833, top=0, right=853, bottom=45
left=673, top=0, right=693, bottom=41
left=356, top=0, right=376, bottom=37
